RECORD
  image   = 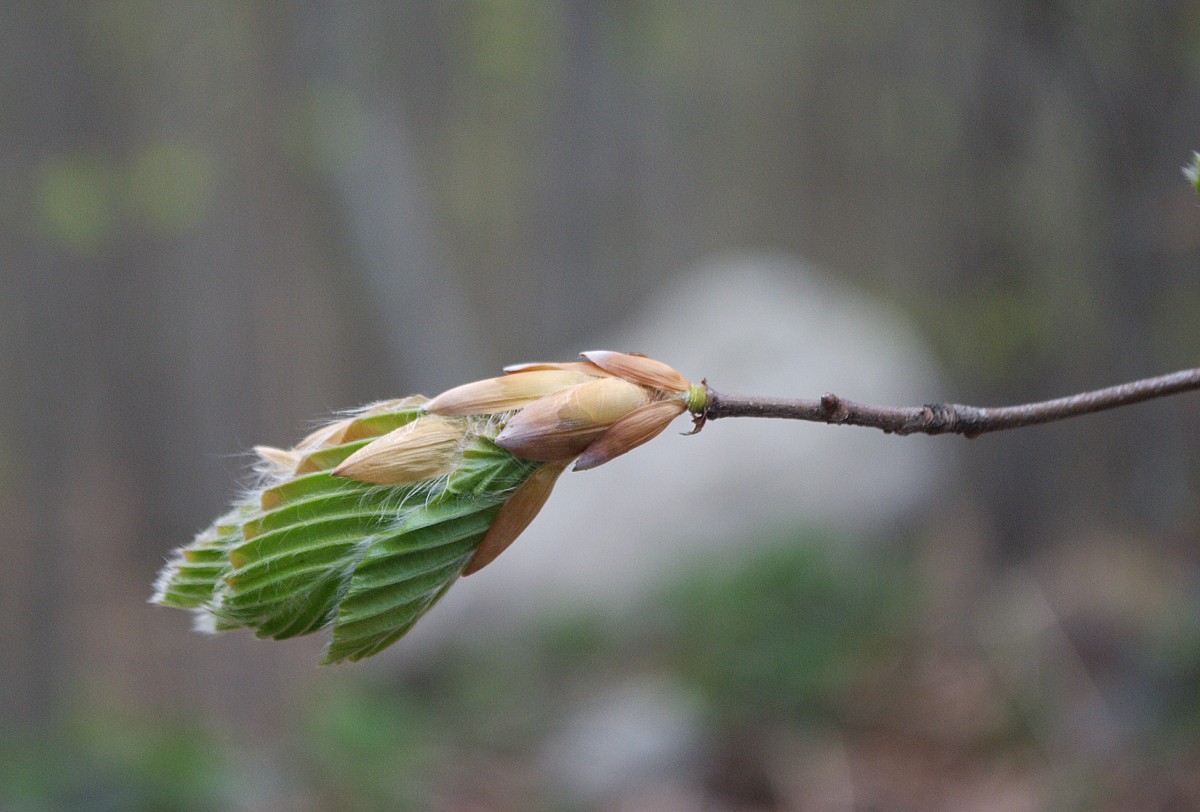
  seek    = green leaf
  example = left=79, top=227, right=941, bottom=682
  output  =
left=151, top=407, right=542, bottom=662
left=326, top=453, right=537, bottom=663
left=447, top=437, right=539, bottom=495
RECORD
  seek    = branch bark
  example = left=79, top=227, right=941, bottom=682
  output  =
left=702, top=368, right=1200, bottom=438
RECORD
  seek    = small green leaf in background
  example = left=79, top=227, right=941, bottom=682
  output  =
left=126, top=139, right=217, bottom=233
left=34, top=153, right=119, bottom=255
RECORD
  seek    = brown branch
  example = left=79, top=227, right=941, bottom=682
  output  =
left=701, top=367, right=1200, bottom=438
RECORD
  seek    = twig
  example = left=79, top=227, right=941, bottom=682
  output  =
left=701, top=368, right=1200, bottom=438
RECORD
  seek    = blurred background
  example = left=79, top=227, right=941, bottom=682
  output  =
left=3, top=2, right=1200, bottom=810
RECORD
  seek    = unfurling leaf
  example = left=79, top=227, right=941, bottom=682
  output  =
left=152, top=351, right=692, bottom=662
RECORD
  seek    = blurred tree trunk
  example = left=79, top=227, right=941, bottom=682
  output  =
left=1, top=2, right=110, bottom=728
left=294, top=3, right=486, bottom=391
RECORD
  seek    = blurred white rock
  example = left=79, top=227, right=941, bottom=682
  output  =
left=402, top=253, right=955, bottom=648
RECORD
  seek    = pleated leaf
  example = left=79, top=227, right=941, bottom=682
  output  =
left=152, top=351, right=692, bottom=664
left=326, top=451, right=539, bottom=662
left=150, top=404, right=542, bottom=662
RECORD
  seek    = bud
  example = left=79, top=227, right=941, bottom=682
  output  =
left=495, top=376, right=652, bottom=461
left=152, top=350, right=695, bottom=663
left=502, top=360, right=612, bottom=377
left=491, top=353, right=692, bottom=467
left=253, top=445, right=299, bottom=471
left=580, top=350, right=690, bottom=392
left=425, top=369, right=595, bottom=415
left=295, top=417, right=354, bottom=452
left=333, top=415, right=465, bottom=485
left=573, top=399, right=688, bottom=471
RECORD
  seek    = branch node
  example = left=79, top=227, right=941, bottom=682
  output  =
left=820, top=393, right=848, bottom=422
left=686, top=379, right=712, bottom=434
left=921, top=403, right=957, bottom=434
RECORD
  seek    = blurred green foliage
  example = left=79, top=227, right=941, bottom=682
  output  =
left=33, top=138, right=215, bottom=256
left=656, top=534, right=917, bottom=726
left=283, top=84, right=372, bottom=175
left=0, top=708, right=236, bottom=812
left=126, top=140, right=217, bottom=233
left=4, top=524, right=1199, bottom=808
left=299, top=689, right=446, bottom=810
left=34, top=153, right=119, bottom=255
